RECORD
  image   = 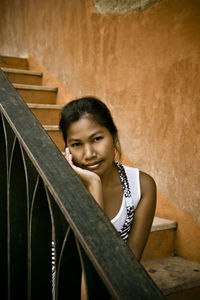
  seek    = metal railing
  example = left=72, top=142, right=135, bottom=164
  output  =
left=0, top=69, right=164, bottom=299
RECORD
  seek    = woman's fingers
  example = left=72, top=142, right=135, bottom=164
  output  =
left=64, top=147, right=73, bottom=166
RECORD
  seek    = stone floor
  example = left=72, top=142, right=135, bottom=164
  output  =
left=142, top=256, right=200, bottom=297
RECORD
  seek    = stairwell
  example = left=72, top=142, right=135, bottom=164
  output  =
left=1, top=55, right=200, bottom=299
left=0, top=56, right=64, bottom=152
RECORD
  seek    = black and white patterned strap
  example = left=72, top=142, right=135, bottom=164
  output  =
left=115, top=161, right=135, bottom=242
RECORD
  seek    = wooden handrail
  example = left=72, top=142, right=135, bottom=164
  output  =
left=0, top=69, right=164, bottom=299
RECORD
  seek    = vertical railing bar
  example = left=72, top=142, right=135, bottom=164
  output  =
left=7, top=136, right=17, bottom=185
left=44, top=185, right=57, bottom=300
left=0, top=113, right=9, bottom=299
left=1, top=114, right=9, bottom=182
left=75, top=238, right=88, bottom=299
left=7, top=136, right=17, bottom=300
left=19, top=143, right=32, bottom=300
left=45, top=185, right=56, bottom=237
left=29, top=175, right=40, bottom=220
left=28, top=177, right=52, bottom=299
left=19, top=142, right=30, bottom=224
left=28, top=174, right=40, bottom=300
left=46, top=188, right=75, bottom=299
left=55, top=226, right=71, bottom=298
left=7, top=136, right=29, bottom=299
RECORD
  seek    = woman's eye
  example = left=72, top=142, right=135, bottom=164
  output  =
left=93, top=136, right=103, bottom=142
left=71, top=142, right=81, bottom=147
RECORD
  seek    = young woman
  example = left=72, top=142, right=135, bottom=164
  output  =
left=59, top=97, right=156, bottom=261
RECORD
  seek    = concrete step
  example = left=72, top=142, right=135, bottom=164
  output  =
left=142, top=217, right=177, bottom=261
left=44, top=125, right=64, bottom=151
left=28, top=103, right=63, bottom=125
left=0, top=55, right=29, bottom=70
left=142, top=256, right=200, bottom=299
left=1, top=67, right=42, bottom=85
left=13, top=83, right=58, bottom=104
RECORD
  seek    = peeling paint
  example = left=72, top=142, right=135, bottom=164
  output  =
left=93, top=0, right=160, bottom=14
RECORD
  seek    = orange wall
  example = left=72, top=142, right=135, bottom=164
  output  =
left=0, top=0, right=199, bottom=235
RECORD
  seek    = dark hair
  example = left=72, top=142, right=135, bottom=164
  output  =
left=59, top=97, right=121, bottom=158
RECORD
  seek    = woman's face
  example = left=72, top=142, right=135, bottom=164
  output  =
left=66, top=115, right=116, bottom=177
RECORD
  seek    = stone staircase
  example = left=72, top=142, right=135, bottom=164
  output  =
left=1, top=55, right=200, bottom=299
left=0, top=55, right=64, bottom=152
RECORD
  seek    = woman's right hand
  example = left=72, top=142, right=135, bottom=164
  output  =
left=64, top=147, right=100, bottom=187
left=64, top=148, right=104, bottom=208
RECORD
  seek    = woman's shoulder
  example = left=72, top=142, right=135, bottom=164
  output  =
left=139, top=171, right=156, bottom=196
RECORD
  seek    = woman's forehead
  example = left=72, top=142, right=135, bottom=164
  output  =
left=67, top=116, right=106, bottom=139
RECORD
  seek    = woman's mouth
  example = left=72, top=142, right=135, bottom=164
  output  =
left=84, top=161, right=102, bottom=170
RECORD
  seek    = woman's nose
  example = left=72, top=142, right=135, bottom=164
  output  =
left=83, top=144, right=96, bottom=159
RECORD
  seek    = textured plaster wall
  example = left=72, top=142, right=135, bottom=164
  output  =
left=0, top=0, right=199, bottom=227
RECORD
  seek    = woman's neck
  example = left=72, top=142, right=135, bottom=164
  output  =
left=100, top=161, right=120, bottom=188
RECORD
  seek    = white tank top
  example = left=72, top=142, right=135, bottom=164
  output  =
left=111, top=163, right=141, bottom=241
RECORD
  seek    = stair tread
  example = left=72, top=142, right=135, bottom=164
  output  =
left=0, top=55, right=28, bottom=69
left=1, top=67, right=42, bottom=76
left=28, top=103, right=63, bottom=109
left=142, top=256, right=200, bottom=295
left=151, top=217, right=177, bottom=232
left=13, top=83, right=58, bottom=92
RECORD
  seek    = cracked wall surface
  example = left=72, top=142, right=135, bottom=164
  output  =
left=93, top=0, right=160, bottom=14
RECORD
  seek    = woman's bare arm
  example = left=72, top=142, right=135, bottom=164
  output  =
left=127, top=171, right=156, bottom=261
